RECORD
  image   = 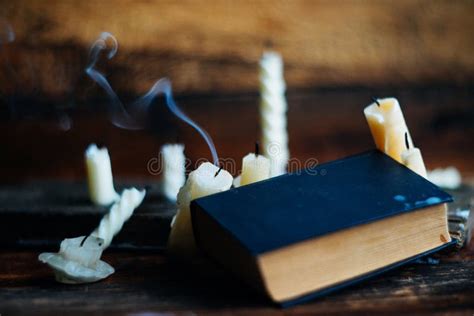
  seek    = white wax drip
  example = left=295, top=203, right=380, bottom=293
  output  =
left=161, top=144, right=186, bottom=201
left=259, top=51, right=289, bottom=176
left=92, top=188, right=146, bottom=248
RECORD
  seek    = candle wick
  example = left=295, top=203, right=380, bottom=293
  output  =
left=255, top=141, right=260, bottom=157
left=214, top=165, right=223, bottom=177
left=405, top=132, right=410, bottom=150
left=371, top=97, right=380, bottom=107
left=80, top=234, right=90, bottom=247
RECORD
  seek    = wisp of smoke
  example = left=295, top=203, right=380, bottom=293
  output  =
left=85, top=32, right=142, bottom=130
left=134, top=78, right=219, bottom=165
left=85, top=32, right=219, bottom=165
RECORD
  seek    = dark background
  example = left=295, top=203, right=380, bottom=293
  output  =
left=0, top=0, right=473, bottom=182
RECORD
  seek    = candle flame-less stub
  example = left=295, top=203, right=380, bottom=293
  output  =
left=168, top=162, right=233, bottom=257
left=161, top=143, right=186, bottom=201
left=239, top=153, right=271, bottom=186
left=364, top=98, right=413, bottom=163
left=259, top=51, right=289, bottom=176
left=85, top=144, right=119, bottom=206
left=38, top=236, right=114, bottom=284
left=92, top=187, right=146, bottom=248
left=401, top=148, right=428, bottom=178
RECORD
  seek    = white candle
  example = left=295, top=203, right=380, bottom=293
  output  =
left=427, top=167, right=461, bottom=189
left=92, top=187, right=146, bottom=248
left=39, top=188, right=146, bottom=283
left=85, top=144, right=119, bottom=206
left=59, top=236, right=104, bottom=268
left=402, top=148, right=427, bottom=178
left=161, top=143, right=186, bottom=201
left=38, top=236, right=114, bottom=284
left=168, top=162, right=233, bottom=256
left=364, top=98, right=413, bottom=163
left=259, top=51, right=289, bottom=176
left=401, top=133, right=427, bottom=178
left=239, top=152, right=271, bottom=186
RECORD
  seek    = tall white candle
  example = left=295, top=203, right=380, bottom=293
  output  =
left=161, top=143, right=186, bottom=201
left=85, top=144, right=119, bottom=206
left=168, top=162, right=233, bottom=256
left=92, top=188, right=146, bottom=248
left=364, top=98, right=413, bottom=163
left=259, top=51, right=289, bottom=176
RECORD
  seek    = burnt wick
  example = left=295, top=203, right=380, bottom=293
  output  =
left=80, top=234, right=90, bottom=247
left=255, top=141, right=260, bottom=157
left=371, top=97, right=380, bottom=107
left=405, top=132, right=410, bottom=150
left=214, top=166, right=223, bottom=177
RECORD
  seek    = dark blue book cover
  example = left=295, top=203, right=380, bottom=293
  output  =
left=191, top=150, right=454, bottom=305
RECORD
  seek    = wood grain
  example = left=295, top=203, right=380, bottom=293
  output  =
left=0, top=86, right=473, bottom=183
left=0, top=245, right=473, bottom=315
left=0, top=181, right=174, bottom=250
left=0, top=0, right=473, bottom=98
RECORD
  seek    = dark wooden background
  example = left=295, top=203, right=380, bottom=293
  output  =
left=0, top=2, right=474, bottom=314
left=0, top=1, right=473, bottom=182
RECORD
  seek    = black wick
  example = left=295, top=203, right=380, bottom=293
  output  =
left=80, top=234, right=91, bottom=247
left=255, top=141, right=260, bottom=157
left=404, top=132, right=410, bottom=150
left=371, top=97, right=380, bottom=107
left=214, top=165, right=223, bottom=177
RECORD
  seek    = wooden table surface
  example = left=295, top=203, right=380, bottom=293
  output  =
left=1, top=180, right=473, bottom=315
left=1, top=243, right=473, bottom=315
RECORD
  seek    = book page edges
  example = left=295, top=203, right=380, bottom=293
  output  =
left=257, top=203, right=450, bottom=303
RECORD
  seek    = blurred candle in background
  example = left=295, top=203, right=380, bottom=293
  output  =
left=364, top=98, right=413, bottom=163
left=259, top=51, right=289, bottom=176
left=85, top=144, right=119, bottom=206
left=168, top=162, right=233, bottom=257
left=161, top=144, right=186, bottom=201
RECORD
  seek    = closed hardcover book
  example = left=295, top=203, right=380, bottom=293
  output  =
left=191, top=150, right=454, bottom=306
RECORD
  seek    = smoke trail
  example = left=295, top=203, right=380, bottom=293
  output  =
left=85, top=32, right=142, bottom=130
left=85, top=32, right=219, bottom=165
left=133, top=78, right=219, bottom=165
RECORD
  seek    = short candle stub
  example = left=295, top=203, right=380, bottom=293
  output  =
left=371, top=97, right=380, bottom=107
left=405, top=132, right=410, bottom=150
left=80, top=234, right=102, bottom=248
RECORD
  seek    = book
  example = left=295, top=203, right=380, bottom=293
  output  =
left=191, top=150, right=454, bottom=306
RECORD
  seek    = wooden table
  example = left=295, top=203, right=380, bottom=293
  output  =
left=1, top=243, right=474, bottom=315
left=1, top=180, right=473, bottom=315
